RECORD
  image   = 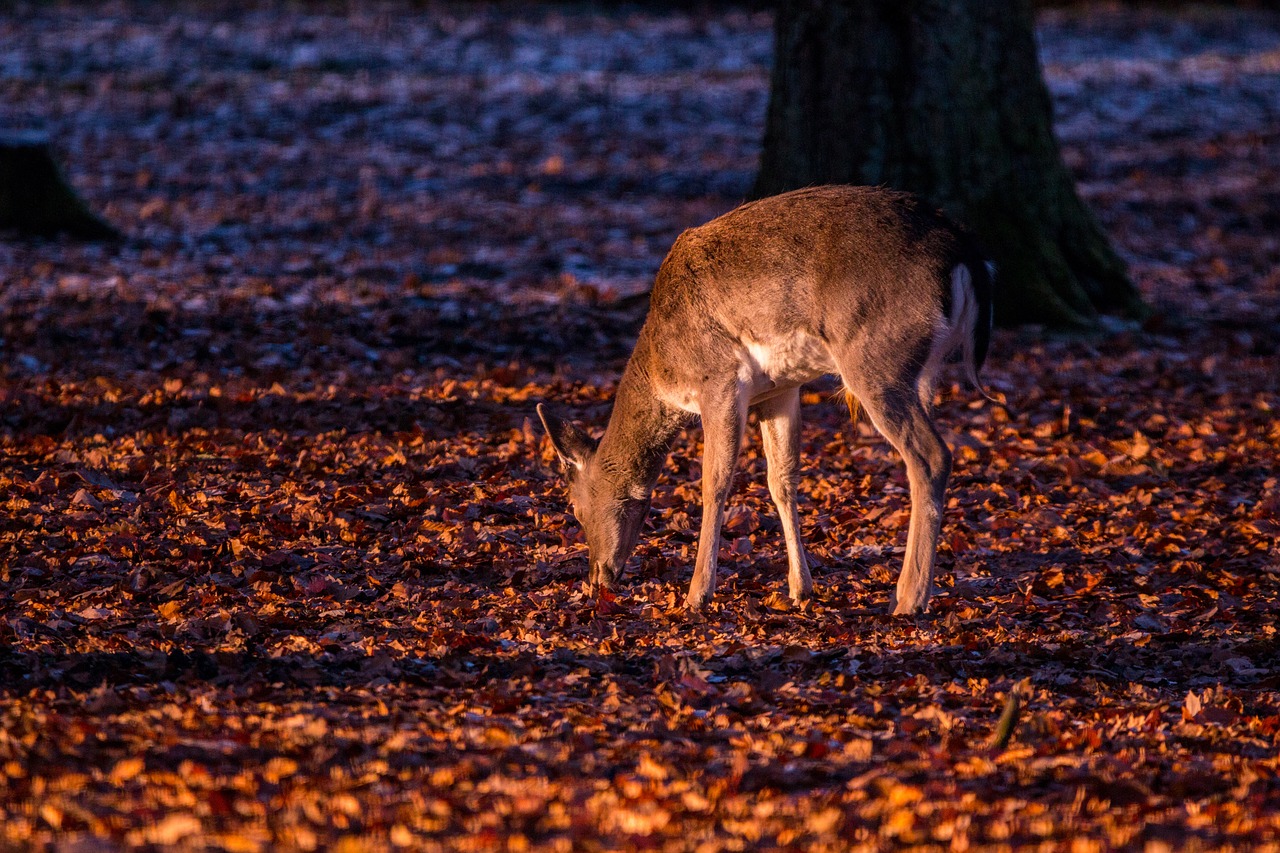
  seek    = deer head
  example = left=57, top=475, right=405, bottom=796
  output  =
left=537, top=403, right=653, bottom=591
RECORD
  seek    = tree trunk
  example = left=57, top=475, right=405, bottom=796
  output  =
left=0, top=131, right=120, bottom=241
left=754, top=0, right=1144, bottom=328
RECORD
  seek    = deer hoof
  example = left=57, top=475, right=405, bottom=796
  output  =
left=889, top=583, right=932, bottom=615
left=890, top=596, right=930, bottom=616
left=684, top=591, right=712, bottom=611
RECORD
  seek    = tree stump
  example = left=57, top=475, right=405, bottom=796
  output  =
left=0, top=131, right=120, bottom=241
left=753, top=0, right=1145, bottom=328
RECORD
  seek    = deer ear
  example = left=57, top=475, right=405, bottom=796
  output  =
left=537, top=403, right=597, bottom=472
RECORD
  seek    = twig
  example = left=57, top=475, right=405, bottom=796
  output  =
left=989, top=678, right=1031, bottom=752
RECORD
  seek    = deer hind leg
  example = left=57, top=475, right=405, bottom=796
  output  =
left=839, top=360, right=952, bottom=616
left=870, top=391, right=951, bottom=614
left=686, top=381, right=747, bottom=610
left=757, top=388, right=812, bottom=602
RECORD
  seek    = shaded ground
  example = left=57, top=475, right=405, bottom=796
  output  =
left=2, top=3, right=1279, bottom=850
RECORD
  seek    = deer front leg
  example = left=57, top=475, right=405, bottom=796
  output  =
left=686, top=383, right=747, bottom=610
left=757, top=388, right=812, bottom=602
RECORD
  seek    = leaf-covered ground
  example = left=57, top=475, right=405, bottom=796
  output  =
left=3, top=3, right=1280, bottom=850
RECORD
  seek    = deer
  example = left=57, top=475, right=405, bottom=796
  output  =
left=537, top=185, right=994, bottom=614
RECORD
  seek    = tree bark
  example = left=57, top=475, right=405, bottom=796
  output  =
left=754, top=0, right=1144, bottom=328
left=0, top=131, right=120, bottom=241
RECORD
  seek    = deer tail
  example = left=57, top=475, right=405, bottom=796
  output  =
left=954, top=260, right=1001, bottom=407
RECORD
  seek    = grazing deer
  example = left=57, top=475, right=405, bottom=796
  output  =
left=538, top=185, right=993, bottom=614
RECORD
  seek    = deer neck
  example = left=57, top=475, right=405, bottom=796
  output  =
left=595, top=343, right=682, bottom=496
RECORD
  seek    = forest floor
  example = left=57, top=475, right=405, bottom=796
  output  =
left=2, top=3, right=1280, bottom=850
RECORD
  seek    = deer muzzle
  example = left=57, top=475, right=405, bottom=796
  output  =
left=589, top=559, right=620, bottom=591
